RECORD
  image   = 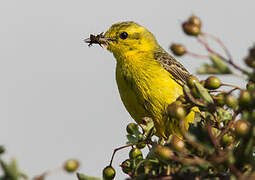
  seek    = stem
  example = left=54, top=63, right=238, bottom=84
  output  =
left=207, top=123, right=222, bottom=154
left=228, top=88, right=240, bottom=94
left=197, top=37, right=214, bottom=54
left=217, top=111, right=238, bottom=142
left=221, top=83, right=243, bottom=91
left=201, top=32, right=232, bottom=60
left=109, top=141, right=151, bottom=166
left=33, top=167, right=62, bottom=180
left=209, top=89, right=226, bottom=93
left=197, top=37, right=249, bottom=75
left=171, top=154, right=209, bottom=165
left=186, top=50, right=210, bottom=59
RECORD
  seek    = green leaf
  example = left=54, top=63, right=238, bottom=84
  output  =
left=183, top=85, right=206, bottom=107
left=0, top=159, right=18, bottom=180
left=140, top=117, right=155, bottom=138
left=196, top=54, right=232, bottom=74
left=76, top=173, right=102, bottom=180
left=126, top=134, right=139, bottom=144
left=216, top=107, right=232, bottom=123
left=194, top=111, right=202, bottom=124
left=196, top=63, right=221, bottom=74
left=210, top=54, right=232, bottom=74
left=0, top=158, right=27, bottom=180
left=9, top=159, right=18, bottom=175
left=133, top=127, right=142, bottom=137
left=0, top=146, right=5, bottom=154
left=194, top=81, right=214, bottom=105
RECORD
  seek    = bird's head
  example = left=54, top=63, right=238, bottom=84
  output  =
left=103, top=21, right=159, bottom=56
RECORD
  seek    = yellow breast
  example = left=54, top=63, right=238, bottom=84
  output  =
left=115, top=51, right=183, bottom=138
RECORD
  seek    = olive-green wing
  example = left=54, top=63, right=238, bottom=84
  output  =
left=154, top=50, right=190, bottom=86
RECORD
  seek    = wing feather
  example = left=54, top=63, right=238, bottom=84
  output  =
left=154, top=50, right=190, bottom=86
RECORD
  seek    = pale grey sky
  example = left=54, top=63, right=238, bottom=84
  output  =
left=0, top=0, right=254, bottom=179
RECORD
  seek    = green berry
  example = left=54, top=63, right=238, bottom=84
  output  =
left=120, top=159, right=132, bottom=174
left=182, top=22, right=201, bottom=36
left=215, top=93, right=225, bottom=106
left=129, top=148, right=143, bottom=160
left=154, top=145, right=174, bottom=161
left=63, top=159, right=80, bottom=173
left=246, top=81, right=255, bottom=91
left=167, top=103, right=186, bottom=119
left=235, top=120, right=250, bottom=137
left=103, top=166, right=116, bottom=180
left=170, top=44, right=186, bottom=56
left=174, top=106, right=186, bottom=119
left=205, top=76, right=221, bottom=89
left=244, top=56, right=255, bottom=68
left=239, top=90, right=252, bottom=107
left=221, top=134, right=234, bottom=146
left=126, top=123, right=139, bottom=135
left=187, top=75, right=199, bottom=88
left=188, top=15, right=202, bottom=28
left=171, top=136, right=185, bottom=152
left=225, top=94, right=238, bottom=109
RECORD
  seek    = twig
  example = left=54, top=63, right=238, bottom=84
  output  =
left=171, top=154, right=209, bottom=165
left=207, top=123, right=222, bottom=154
left=201, top=32, right=232, bottom=60
left=197, top=37, right=214, bottom=54
left=197, top=37, right=249, bottom=75
left=186, top=50, right=210, bottom=59
left=228, top=87, right=240, bottom=94
left=208, top=89, right=226, bottom=93
left=109, top=141, right=152, bottom=166
left=33, top=167, right=62, bottom=180
left=221, top=83, right=243, bottom=91
left=217, top=111, right=238, bottom=142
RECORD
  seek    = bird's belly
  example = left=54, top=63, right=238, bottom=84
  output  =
left=116, top=75, right=150, bottom=124
left=116, top=66, right=183, bottom=128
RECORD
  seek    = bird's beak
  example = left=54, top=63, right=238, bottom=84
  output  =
left=84, top=32, right=115, bottom=49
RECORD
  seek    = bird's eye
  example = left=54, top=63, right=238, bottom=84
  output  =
left=119, top=31, right=128, bottom=40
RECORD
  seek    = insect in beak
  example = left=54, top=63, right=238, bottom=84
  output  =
left=84, top=32, right=115, bottom=48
